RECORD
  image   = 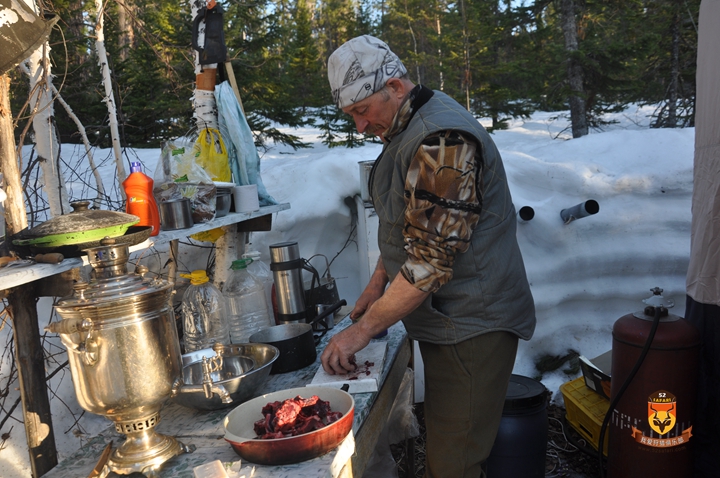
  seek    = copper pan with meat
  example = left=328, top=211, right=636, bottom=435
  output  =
left=223, top=385, right=354, bottom=465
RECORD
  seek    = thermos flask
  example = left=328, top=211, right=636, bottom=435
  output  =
left=269, top=242, right=307, bottom=323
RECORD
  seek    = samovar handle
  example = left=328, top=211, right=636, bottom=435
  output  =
left=45, top=317, right=92, bottom=335
left=45, top=317, right=98, bottom=365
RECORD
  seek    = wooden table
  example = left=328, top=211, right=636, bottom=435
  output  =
left=42, top=316, right=412, bottom=478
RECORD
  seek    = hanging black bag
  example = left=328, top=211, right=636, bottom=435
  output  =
left=192, top=5, right=227, bottom=65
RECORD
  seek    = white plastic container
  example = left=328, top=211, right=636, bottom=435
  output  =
left=180, top=270, right=230, bottom=352
left=193, top=460, right=228, bottom=478
left=222, top=258, right=272, bottom=344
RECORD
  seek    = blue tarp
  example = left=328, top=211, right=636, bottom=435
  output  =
left=214, top=81, right=277, bottom=206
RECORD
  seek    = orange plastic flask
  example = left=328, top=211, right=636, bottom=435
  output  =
left=123, top=162, right=160, bottom=236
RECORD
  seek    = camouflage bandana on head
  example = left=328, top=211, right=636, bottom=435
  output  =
left=327, top=35, right=407, bottom=109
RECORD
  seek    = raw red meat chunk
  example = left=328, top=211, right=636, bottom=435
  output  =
left=253, top=395, right=344, bottom=439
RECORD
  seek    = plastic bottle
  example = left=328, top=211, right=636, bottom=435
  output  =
left=123, top=161, right=161, bottom=236
left=222, top=258, right=272, bottom=343
left=242, top=248, right=274, bottom=315
left=180, top=270, right=230, bottom=352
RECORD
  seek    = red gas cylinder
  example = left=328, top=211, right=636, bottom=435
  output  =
left=608, top=288, right=700, bottom=478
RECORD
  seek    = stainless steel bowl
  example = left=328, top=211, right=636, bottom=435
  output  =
left=173, top=343, right=279, bottom=411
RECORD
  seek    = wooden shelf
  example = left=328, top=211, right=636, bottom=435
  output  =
left=0, top=203, right=290, bottom=291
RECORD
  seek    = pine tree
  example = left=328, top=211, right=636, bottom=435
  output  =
left=224, top=0, right=310, bottom=150
left=113, top=0, right=195, bottom=146
left=22, top=0, right=699, bottom=149
left=287, top=0, right=326, bottom=110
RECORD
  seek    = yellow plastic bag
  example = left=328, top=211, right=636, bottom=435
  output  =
left=193, top=128, right=232, bottom=182
left=191, top=227, right=225, bottom=243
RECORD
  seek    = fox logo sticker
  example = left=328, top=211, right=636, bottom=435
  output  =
left=648, top=390, right=677, bottom=436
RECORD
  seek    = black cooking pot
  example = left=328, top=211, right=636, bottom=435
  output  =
left=249, top=323, right=316, bottom=374
left=249, top=299, right=346, bottom=374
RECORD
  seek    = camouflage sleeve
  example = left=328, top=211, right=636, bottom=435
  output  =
left=400, top=131, right=482, bottom=293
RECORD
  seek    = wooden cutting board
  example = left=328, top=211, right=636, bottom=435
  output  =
left=308, top=342, right=387, bottom=393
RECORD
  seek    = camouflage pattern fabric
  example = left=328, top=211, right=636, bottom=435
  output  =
left=383, top=86, right=483, bottom=293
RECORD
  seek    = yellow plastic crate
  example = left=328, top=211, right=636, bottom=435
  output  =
left=560, top=376, right=610, bottom=455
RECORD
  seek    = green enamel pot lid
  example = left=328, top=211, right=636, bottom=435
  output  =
left=13, top=201, right=139, bottom=247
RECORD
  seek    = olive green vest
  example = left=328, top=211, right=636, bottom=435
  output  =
left=371, top=90, right=535, bottom=343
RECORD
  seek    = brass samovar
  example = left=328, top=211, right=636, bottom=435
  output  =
left=48, top=238, right=230, bottom=476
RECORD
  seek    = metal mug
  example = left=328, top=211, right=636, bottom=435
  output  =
left=315, top=304, right=334, bottom=329
left=159, top=198, right=193, bottom=230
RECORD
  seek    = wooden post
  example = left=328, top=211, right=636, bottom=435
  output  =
left=223, top=62, right=245, bottom=115
left=1, top=74, right=58, bottom=476
left=8, top=284, right=58, bottom=477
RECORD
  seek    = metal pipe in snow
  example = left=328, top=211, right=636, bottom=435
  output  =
left=560, top=200, right=600, bottom=224
left=517, top=206, right=535, bottom=223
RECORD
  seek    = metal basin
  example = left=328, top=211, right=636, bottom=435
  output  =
left=173, top=343, right=279, bottom=411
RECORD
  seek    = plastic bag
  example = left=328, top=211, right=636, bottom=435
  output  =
left=190, top=228, right=225, bottom=243
left=194, top=128, right=232, bottom=182
left=153, top=140, right=217, bottom=223
left=214, top=81, right=277, bottom=206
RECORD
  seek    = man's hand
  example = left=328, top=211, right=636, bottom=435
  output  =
left=320, top=323, right=372, bottom=375
left=325, top=257, right=428, bottom=375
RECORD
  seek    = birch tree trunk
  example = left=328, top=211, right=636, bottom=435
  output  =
left=0, top=74, right=27, bottom=236
left=94, top=0, right=128, bottom=197
left=189, top=0, right=232, bottom=286
left=191, top=0, right=218, bottom=131
left=561, top=0, right=588, bottom=138
left=52, top=84, right=107, bottom=208
left=23, top=0, right=71, bottom=217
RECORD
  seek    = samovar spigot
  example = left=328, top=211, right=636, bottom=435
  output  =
left=170, top=345, right=232, bottom=404
left=200, top=352, right=231, bottom=403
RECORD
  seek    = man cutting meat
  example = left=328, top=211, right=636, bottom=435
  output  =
left=320, top=35, right=536, bottom=478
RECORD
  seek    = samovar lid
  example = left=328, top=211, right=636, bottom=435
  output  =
left=55, top=239, right=171, bottom=319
